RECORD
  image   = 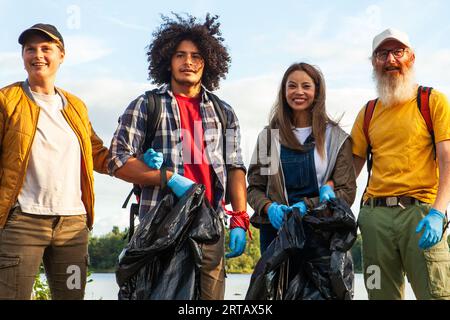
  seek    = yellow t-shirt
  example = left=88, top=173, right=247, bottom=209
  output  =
left=351, top=89, right=450, bottom=203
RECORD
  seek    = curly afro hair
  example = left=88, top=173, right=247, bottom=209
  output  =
left=147, top=13, right=231, bottom=91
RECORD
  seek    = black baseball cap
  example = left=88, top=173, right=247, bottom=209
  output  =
left=18, top=23, right=64, bottom=48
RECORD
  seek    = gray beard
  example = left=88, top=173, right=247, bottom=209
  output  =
left=373, top=67, right=417, bottom=107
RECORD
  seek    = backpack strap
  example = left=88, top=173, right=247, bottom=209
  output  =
left=123, top=90, right=162, bottom=209
left=363, top=99, right=378, bottom=174
left=418, top=86, right=435, bottom=155
left=363, top=99, right=378, bottom=147
left=142, top=90, right=162, bottom=152
left=207, top=92, right=228, bottom=137
left=359, top=98, right=378, bottom=208
left=123, top=90, right=163, bottom=242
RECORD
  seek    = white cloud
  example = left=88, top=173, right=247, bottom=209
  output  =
left=218, top=74, right=280, bottom=127
left=101, top=16, right=152, bottom=32
left=416, top=49, right=450, bottom=94
left=215, top=74, right=280, bottom=163
left=91, top=173, right=131, bottom=236
left=327, top=87, right=376, bottom=132
left=0, top=52, right=23, bottom=80
left=57, top=77, right=150, bottom=142
left=60, top=77, right=148, bottom=111
left=339, top=5, right=382, bottom=45
left=63, top=35, right=113, bottom=66
left=0, top=36, right=114, bottom=83
left=274, top=5, right=383, bottom=88
left=284, top=5, right=380, bottom=56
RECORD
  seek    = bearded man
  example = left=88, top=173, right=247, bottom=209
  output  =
left=351, top=28, right=450, bottom=300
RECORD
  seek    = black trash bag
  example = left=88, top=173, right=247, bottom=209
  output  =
left=245, top=212, right=306, bottom=300
left=116, top=183, right=222, bottom=300
left=246, top=197, right=357, bottom=300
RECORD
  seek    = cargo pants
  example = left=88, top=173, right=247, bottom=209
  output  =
left=0, top=207, right=89, bottom=300
left=358, top=201, right=450, bottom=300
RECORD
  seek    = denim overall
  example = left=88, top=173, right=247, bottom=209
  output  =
left=260, top=135, right=320, bottom=254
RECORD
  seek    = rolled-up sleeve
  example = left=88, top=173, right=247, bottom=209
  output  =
left=108, top=96, right=147, bottom=175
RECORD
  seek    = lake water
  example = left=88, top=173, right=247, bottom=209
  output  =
left=81, top=273, right=417, bottom=300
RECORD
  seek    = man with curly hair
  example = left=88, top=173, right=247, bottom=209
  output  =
left=108, top=13, right=249, bottom=300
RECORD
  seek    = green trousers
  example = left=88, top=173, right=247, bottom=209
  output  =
left=358, top=202, right=450, bottom=300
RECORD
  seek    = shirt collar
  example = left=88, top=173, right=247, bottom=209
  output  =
left=156, top=83, right=212, bottom=103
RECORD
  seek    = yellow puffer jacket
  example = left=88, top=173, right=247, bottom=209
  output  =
left=0, top=82, right=109, bottom=229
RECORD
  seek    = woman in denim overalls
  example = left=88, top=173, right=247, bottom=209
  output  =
left=247, top=63, right=357, bottom=254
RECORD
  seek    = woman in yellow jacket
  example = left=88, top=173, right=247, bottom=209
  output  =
left=0, top=24, right=109, bottom=300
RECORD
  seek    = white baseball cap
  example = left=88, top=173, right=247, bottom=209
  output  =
left=372, top=28, right=412, bottom=54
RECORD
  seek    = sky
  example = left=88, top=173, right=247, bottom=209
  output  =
left=2, top=0, right=450, bottom=236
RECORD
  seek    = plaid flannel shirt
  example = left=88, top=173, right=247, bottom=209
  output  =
left=108, top=84, right=246, bottom=220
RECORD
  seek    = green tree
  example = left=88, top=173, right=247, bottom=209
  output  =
left=32, top=264, right=51, bottom=300
left=88, top=227, right=128, bottom=272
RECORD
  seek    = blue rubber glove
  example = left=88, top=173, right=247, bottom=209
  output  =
left=267, top=203, right=291, bottom=230
left=225, top=227, right=246, bottom=258
left=416, top=208, right=445, bottom=250
left=167, top=173, right=195, bottom=198
left=319, top=184, right=336, bottom=203
left=291, top=201, right=307, bottom=217
left=143, top=148, right=163, bottom=169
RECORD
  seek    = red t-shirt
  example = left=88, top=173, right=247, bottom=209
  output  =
left=175, top=94, right=214, bottom=205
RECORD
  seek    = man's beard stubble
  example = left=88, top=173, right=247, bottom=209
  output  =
left=172, top=71, right=202, bottom=89
left=173, top=77, right=200, bottom=87
left=373, top=64, right=417, bottom=107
